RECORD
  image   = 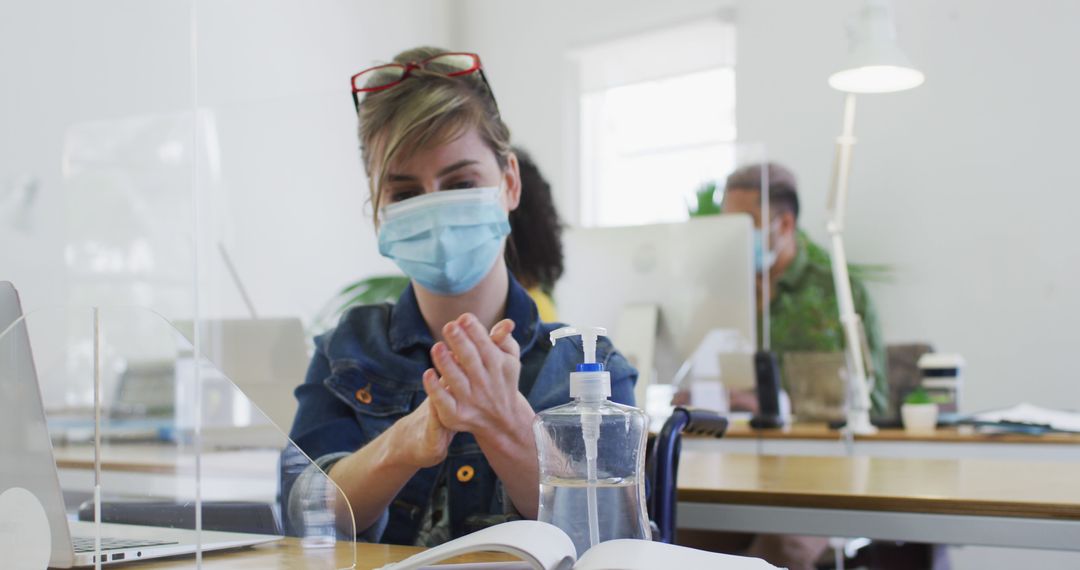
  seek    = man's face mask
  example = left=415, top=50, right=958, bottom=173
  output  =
left=377, top=187, right=510, bottom=296
left=752, top=217, right=782, bottom=273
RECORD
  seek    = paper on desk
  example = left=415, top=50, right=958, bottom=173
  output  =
left=973, top=403, right=1080, bottom=432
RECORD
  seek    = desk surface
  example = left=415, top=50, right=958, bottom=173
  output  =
left=53, top=443, right=276, bottom=475
left=134, top=538, right=508, bottom=569
left=720, top=421, right=1080, bottom=444
left=677, top=452, right=1080, bottom=520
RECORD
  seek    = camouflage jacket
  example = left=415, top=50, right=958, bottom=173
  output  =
left=766, top=231, right=888, bottom=416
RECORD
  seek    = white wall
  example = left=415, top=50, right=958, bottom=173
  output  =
left=458, top=0, right=1080, bottom=413
left=194, top=0, right=451, bottom=323
left=1, top=0, right=450, bottom=326
left=455, top=0, right=737, bottom=226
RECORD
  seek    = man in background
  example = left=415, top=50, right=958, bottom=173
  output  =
left=702, top=162, right=889, bottom=569
left=721, top=161, right=888, bottom=417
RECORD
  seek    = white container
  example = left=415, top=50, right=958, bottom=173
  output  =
left=901, top=403, right=939, bottom=434
left=917, top=353, right=965, bottom=414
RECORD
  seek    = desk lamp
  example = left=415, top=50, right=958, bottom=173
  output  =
left=826, top=0, right=923, bottom=435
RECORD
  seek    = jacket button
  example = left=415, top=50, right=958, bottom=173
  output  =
left=355, top=386, right=372, bottom=404
left=456, top=465, right=475, bottom=483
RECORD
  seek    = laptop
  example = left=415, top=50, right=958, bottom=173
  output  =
left=0, top=282, right=282, bottom=567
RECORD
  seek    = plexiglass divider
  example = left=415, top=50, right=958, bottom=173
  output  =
left=0, top=306, right=356, bottom=569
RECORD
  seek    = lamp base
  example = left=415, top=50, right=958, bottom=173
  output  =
left=845, top=410, right=878, bottom=435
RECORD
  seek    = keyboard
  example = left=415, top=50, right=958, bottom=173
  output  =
left=72, top=535, right=178, bottom=553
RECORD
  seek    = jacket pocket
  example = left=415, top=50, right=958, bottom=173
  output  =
left=323, top=361, right=416, bottom=418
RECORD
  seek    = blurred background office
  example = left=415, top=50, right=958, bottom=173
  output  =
left=2, top=1, right=1079, bottom=566
left=5, top=0, right=1077, bottom=414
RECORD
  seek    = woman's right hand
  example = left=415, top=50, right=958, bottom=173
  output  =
left=391, top=398, right=455, bottom=469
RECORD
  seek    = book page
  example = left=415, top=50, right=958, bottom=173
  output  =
left=376, top=520, right=576, bottom=570
left=575, top=539, right=780, bottom=570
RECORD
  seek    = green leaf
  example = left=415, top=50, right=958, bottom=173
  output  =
left=904, top=387, right=933, bottom=405
left=689, top=181, right=722, bottom=218
left=309, top=274, right=409, bottom=335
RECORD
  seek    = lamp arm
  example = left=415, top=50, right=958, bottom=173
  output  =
left=827, top=93, right=877, bottom=435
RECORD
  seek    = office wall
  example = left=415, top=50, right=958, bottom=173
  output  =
left=457, top=0, right=1080, bottom=413
left=194, top=1, right=452, bottom=324
left=0, top=0, right=449, bottom=325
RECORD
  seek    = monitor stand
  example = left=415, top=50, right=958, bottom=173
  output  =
left=615, top=303, right=659, bottom=407
left=750, top=350, right=785, bottom=429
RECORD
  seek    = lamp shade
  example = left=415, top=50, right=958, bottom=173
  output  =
left=828, top=0, right=924, bottom=94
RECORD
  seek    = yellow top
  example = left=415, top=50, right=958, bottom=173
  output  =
left=527, top=286, right=558, bottom=322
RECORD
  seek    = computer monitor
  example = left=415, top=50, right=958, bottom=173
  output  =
left=555, top=215, right=756, bottom=400
left=174, top=318, right=309, bottom=441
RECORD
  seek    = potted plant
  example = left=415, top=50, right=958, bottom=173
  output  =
left=900, top=387, right=938, bottom=434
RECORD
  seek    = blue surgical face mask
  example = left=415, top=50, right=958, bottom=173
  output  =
left=752, top=228, right=778, bottom=273
left=377, top=187, right=511, bottom=296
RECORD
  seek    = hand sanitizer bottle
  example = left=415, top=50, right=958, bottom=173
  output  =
left=533, top=326, right=650, bottom=556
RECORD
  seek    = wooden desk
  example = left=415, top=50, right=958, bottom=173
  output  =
left=689, top=421, right=1080, bottom=461
left=133, top=538, right=509, bottom=569
left=676, top=452, right=1080, bottom=550
left=52, top=447, right=515, bottom=568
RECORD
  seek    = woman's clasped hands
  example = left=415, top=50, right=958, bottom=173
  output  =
left=410, top=313, right=534, bottom=466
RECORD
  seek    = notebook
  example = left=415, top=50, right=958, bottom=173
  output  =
left=376, top=520, right=778, bottom=570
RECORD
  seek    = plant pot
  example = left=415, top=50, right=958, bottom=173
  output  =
left=901, top=403, right=938, bottom=434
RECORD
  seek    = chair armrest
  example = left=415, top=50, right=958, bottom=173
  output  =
left=681, top=408, right=729, bottom=438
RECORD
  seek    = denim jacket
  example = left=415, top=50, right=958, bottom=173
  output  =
left=285, top=273, right=637, bottom=545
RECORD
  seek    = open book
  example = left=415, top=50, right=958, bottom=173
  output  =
left=377, top=520, right=779, bottom=570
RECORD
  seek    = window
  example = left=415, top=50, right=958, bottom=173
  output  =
left=574, top=20, right=737, bottom=227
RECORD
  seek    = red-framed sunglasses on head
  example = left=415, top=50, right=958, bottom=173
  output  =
left=350, top=52, right=499, bottom=113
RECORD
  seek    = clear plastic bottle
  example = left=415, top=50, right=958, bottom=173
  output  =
left=533, top=326, right=650, bottom=556
left=299, top=474, right=337, bottom=549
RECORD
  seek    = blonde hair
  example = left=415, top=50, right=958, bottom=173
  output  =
left=357, top=47, right=512, bottom=222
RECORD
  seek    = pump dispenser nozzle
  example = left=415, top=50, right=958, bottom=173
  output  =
left=550, top=326, right=610, bottom=401
left=550, top=326, right=606, bottom=363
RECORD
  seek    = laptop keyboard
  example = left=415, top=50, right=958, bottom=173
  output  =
left=72, top=535, right=179, bottom=553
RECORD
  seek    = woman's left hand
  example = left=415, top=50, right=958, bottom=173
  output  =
left=422, top=313, right=532, bottom=436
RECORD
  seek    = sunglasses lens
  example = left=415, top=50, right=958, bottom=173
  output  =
left=424, top=53, right=477, bottom=74
left=354, top=65, right=406, bottom=91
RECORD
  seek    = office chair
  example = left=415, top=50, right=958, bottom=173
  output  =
left=648, top=406, right=728, bottom=544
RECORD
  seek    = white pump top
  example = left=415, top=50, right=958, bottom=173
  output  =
left=550, top=326, right=611, bottom=401
left=550, top=326, right=607, bottom=363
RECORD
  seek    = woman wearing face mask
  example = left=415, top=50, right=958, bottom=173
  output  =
left=286, top=47, right=638, bottom=547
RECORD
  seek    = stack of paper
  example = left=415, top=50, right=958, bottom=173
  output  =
left=973, top=403, right=1080, bottom=433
